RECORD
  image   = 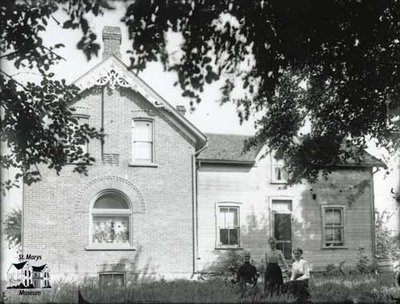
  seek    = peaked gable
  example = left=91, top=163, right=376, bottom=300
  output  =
left=12, top=261, right=28, bottom=270
left=32, top=265, right=48, bottom=272
left=73, top=55, right=206, bottom=149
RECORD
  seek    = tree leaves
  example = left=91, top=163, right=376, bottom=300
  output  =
left=3, top=207, right=22, bottom=249
left=0, top=0, right=109, bottom=191
left=2, top=0, right=399, bottom=187
left=0, top=73, right=104, bottom=189
left=122, top=0, right=400, bottom=183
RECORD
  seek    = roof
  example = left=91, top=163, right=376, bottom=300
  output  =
left=32, top=265, right=47, bottom=272
left=12, top=261, right=28, bottom=270
left=198, top=133, right=260, bottom=164
left=198, top=133, right=385, bottom=167
left=339, top=150, right=386, bottom=168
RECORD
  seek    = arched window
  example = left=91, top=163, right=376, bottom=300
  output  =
left=91, top=190, right=131, bottom=248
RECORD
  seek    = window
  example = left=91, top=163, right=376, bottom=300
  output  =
left=271, top=156, right=288, bottom=183
left=322, top=206, right=345, bottom=247
left=99, top=273, right=125, bottom=287
left=216, top=205, right=240, bottom=247
left=91, top=190, right=131, bottom=248
left=74, top=115, right=89, bottom=155
left=132, top=119, right=153, bottom=163
left=66, top=115, right=89, bottom=163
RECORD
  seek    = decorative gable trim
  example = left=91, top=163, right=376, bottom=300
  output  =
left=73, top=56, right=164, bottom=108
left=72, top=55, right=206, bottom=148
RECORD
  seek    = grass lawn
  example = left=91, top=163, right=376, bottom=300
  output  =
left=2, top=272, right=399, bottom=303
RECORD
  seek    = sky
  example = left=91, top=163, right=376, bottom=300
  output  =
left=1, top=0, right=399, bottom=280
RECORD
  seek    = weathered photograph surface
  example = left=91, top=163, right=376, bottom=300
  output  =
left=1, top=1, right=400, bottom=303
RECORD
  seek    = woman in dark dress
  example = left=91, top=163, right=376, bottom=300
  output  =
left=264, top=237, right=289, bottom=295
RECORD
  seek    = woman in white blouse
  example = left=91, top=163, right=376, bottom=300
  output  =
left=289, top=248, right=311, bottom=301
left=290, top=248, right=310, bottom=281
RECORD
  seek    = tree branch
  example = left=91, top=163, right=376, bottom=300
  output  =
left=0, top=51, right=20, bottom=60
left=43, top=46, right=67, bottom=62
left=51, top=15, right=61, bottom=25
left=0, top=69, right=29, bottom=90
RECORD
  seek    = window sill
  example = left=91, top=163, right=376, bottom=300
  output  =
left=129, top=163, right=158, bottom=168
left=270, top=181, right=288, bottom=185
left=85, top=246, right=136, bottom=251
left=322, top=246, right=348, bottom=249
left=215, top=247, right=243, bottom=251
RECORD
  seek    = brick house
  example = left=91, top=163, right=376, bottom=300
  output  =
left=22, top=26, right=384, bottom=284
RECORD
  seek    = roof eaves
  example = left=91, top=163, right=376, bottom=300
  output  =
left=197, top=159, right=255, bottom=166
left=334, top=162, right=387, bottom=168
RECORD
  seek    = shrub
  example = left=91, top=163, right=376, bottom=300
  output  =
left=375, top=209, right=393, bottom=260
left=324, top=261, right=346, bottom=276
left=217, top=250, right=245, bottom=275
left=356, top=246, right=377, bottom=274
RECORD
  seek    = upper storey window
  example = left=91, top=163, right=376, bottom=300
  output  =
left=271, top=157, right=288, bottom=184
left=132, top=119, right=153, bottom=164
left=75, top=115, right=89, bottom=155
left=66, top=115, right=89, bottom=163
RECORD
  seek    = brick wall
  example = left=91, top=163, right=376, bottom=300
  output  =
left=23, top=86, right=196, bottom=282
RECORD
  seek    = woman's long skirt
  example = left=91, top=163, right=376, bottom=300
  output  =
left=288, top=277, right=310, bottom=301
left=264, top=263, right=283, bottom=295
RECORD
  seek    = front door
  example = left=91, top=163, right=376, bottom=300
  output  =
left=271, top=199, right=292, bottom=260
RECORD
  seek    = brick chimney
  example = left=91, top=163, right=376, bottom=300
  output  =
left=176, top=105, right=187, bottom=116
left=102, top=26, right=121, bottom=59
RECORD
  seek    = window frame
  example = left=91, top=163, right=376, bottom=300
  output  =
left=321, top=205, right=346, bottom=249
left=270, top=155, right=288, bottom=184
left=215, top=202, right=242, bottom=249
left=131, top=118, right=155, bottom=166
left=98, top=272, right=126, bottom=287
left=87, top=189, right=135, bottom=251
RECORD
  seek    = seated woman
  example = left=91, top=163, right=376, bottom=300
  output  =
left=289, top=248, right=311, bottom=301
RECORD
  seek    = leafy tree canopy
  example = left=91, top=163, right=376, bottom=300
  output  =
left=123, top=0, right=400, bottom=183
left=3, top=207, right=22, bottom=249
left=0, top=0, right=107, bottom=191
left=1, top=0, right=399, bottom=188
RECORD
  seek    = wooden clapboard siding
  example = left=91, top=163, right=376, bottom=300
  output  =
left=197, top=154, right=375, bottom=272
